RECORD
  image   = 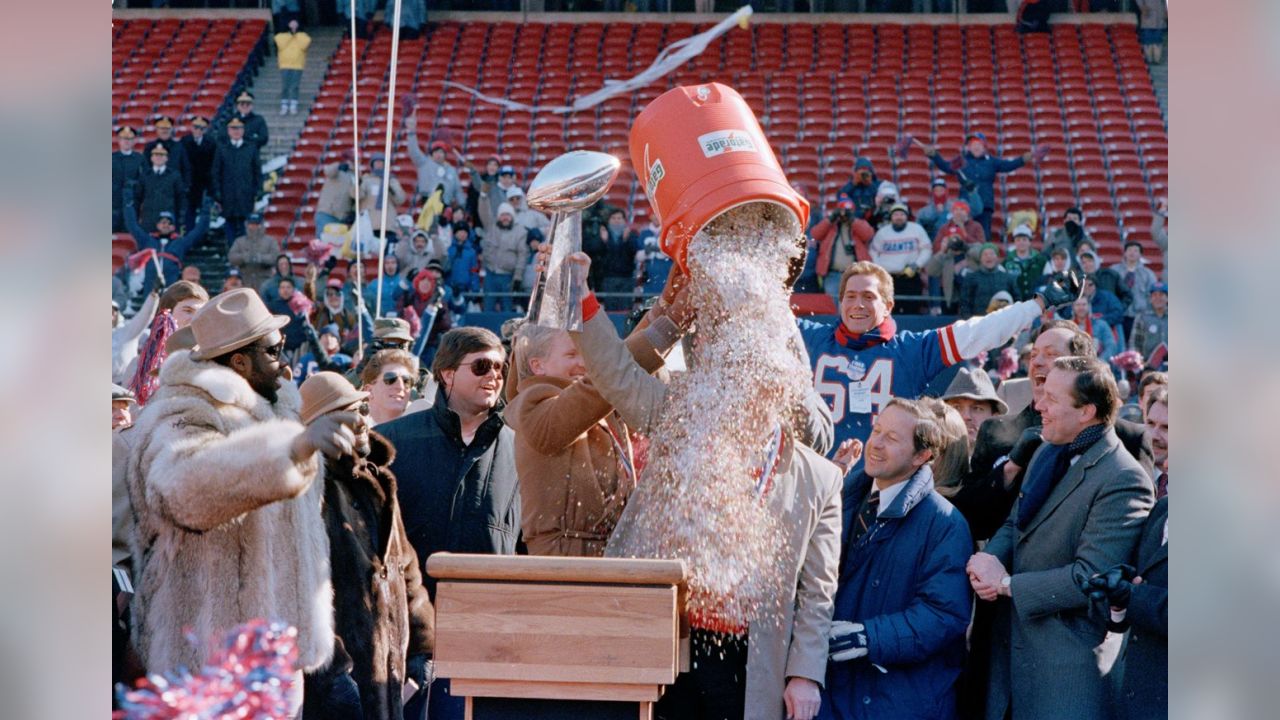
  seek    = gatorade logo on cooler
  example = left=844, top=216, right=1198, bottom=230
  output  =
left=644, top=143, right=666, bottom=220
left=698, top=130, right=757, bottom=158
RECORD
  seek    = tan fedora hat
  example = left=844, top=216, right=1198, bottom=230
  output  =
left=164, top=325, right=196, bottom=354
left=299, top=371, right=369, bottom=425
left=189, top=288, right=291, bottom=361
left=940, top=366, right=1009, bottom=416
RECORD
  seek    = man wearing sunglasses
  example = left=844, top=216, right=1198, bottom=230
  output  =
left=297, top=371, right=435, bottom=720
left=377, top=325, right=519, bottom=720
left=126, top=288, right=362, bottom=717
left=361, top=348, right=419, bottom=426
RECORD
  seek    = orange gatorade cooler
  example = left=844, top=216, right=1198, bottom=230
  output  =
left=629, top=82, right=810, bottom=272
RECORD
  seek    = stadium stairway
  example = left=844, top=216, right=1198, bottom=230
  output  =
left=1148, top=57, right=1167, bottom=123
left=252, top=27, right=347, bottom=161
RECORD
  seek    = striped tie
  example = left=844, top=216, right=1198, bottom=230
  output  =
left=852, top=489, right=880, bottom=544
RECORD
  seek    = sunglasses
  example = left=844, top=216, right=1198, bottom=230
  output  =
left=252, top=340, right=285, bottom=359
left=383, top=372, right=414, bottom=387
left=466, top=358, right=506, bottom=377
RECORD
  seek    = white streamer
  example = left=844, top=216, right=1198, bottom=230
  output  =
left=443, top=5, right=754, bottom=115
left=374, top=0, right=405, bottom=319
left=349, top=0, right=364, bottom=355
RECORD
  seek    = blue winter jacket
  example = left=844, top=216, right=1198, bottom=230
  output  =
left=446, top=239, right=480, bottom=294
left=928, top=151, right=1026, bottom=215
left=819, top=466, right=973, bottom=720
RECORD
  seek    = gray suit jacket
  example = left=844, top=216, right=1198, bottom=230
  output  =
left=574, top=312, right=842, bottom=719
left=981, top=428, right=1154, bottom=720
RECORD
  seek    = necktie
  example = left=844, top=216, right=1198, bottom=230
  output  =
left=851, top=489, right=880, bottom=544
left=1156, top=471, right=1168, bottom=500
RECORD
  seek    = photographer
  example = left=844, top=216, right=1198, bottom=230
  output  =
left=812, top=193, right=875, bottom=302
left=1044, top=206, right=1093, bottom=266
left=837, top=156, right=886, bottom=220
left=925, top=225, right=978, bottom=315
left=869, top=182, right=907, bottom=229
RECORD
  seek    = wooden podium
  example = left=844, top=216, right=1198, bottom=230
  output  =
left=427, top=553, right=689, bottom=720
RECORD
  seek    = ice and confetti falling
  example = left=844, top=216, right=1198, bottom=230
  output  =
left=606, top=202, right=810, bottom=631
left=114, top=619, right=299, bottom=720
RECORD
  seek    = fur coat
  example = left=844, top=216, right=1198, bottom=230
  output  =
left=127, top=350, right=334, bottom=674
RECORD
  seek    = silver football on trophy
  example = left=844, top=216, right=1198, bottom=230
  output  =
left=526, top=150, right=621, bottom=212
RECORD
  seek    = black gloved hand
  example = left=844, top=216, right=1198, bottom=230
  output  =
left=828, top=621, right=869, bottom=662
left=1008, top=427, right=1043, bottom=468
left=1082, top=564, right=1136, bottom=609
left=1036, top=271, right=1083, bottom=310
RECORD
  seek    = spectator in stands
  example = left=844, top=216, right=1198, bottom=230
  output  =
left=915, top=177, right=953, bottom=240
left=477, top=193, right=528, bottom=312
left=941, top=365, right=1009, bottom=446
left=837, top=156, right=885, bottom=221
left=144, top=116, right=191, bottom=192
left=395, top=228, right=447, bottom=280
left=635, top=217, right=672, bottom=298
left=123, top=196, right=210, bottom=296
left=180, top=265, right=201, bottom=284
left=339, top=0, right=378, bottom=39
left=113, top=291, right=159, bottom=384
left=265, top=277, right=309, bottom=353
left=960, top=243, right=1017, bottom=318
left=222, top=268, right=244, bottom=292
left=227, top=91, right=269, bottom=151
left=924, top=133, right=1038, bottom=236
left=445, top=222, right=481, bottom=301
left=260, top=254, right=300, bottom=305
left=925, top=225, right=974, bottom=315
left=824, top=398, right=972, bottom=720
left=343, top=262, right=368, bottom=313
left=134, top=144, right=187, bottom=233
left=813, top=193, right=874, bottom=302
left=585, top=207, right=638, bottom=311
left=179, top=117, right=216, bottom=230
left=869, top=182, right=906, bottom=229
left=363, top=255, right=408, bottom=317
left=1077, top=274, right=1127, bottom=333
left=968, top=356, right=1153, bottom=720
left=934, top=200, right=985, bottom=249
left=316, top=158, right=357, bottom=231
left=1044, top=206, right=1092, bottom=266
left=1080, top=250, right=1131, bottom=308
left=1002, top=224, right=1046, bottom=301
left=388, top=0, right=427, bottom=39
left=406, top=260, right=456, bottom=357
left=361, top=349, right=418, bottom=426
left=505, top=186, right=551, bottom=238
left=211, top=117, right=263, bottom=244
left=1129, top=282, right=1168, bottom=362
left=1152, top=197, right=1168, bottom=281
left=112, top=384, right=136, bottom=431
left=315, top=278, right=361, bottom=346
left=294, top=321, right=353, bottom=383
left=1071, top=296, right=1121, bottom=365
left=1114, top=241, right=1159, bottom=339
left=228, top=213, right=281, bottom=291
left=869, top=204, right=932, bottom=314
left=359, top=155, right=408, bottom=245
left=1135, top=0, right=1168, bottom=63
left=405, top=114, right=462, bottom=207
left=1046, top=246, right=1071, bottom=277
left=112, top=126, right=144, bottom=232
left=273, top=18, right=310, bottom=116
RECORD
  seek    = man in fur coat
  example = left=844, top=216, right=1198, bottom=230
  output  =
left=127, top=289, right=361, bottom=715
left=298, top=372, right=435, bottom=720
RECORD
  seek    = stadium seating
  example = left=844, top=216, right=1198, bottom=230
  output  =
left=268, top=20, right=1166, bottom=275
left=112, top=17, right=268, bottom=140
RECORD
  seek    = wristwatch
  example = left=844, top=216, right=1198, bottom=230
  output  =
left=1000, top=575, right=1012, bottom=595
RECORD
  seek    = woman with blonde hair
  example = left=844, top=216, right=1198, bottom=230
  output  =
left=918, top=397, right=970, bottom=498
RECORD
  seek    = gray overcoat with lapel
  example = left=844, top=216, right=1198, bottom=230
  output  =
left=981, top=427, right=1154, bottom=720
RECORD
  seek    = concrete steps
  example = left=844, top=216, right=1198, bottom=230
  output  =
left=250, top=27, right=345, bottom=161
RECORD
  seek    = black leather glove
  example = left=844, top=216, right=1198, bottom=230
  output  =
left=1036, top=271, right=1083, bottom=310
left=1082, top=564, right=1136, bottom=609
left=828, top=621, right=869, bottom=662
left=1008, top=427, right=1043, bottom=468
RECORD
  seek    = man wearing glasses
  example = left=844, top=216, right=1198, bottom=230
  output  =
left=377, top=325, right=520, bottom=720
left=126, top=288, right=362, bottom=717
left=226, top=91, right=269, bottom=151
left=360, top=348, right=419, bottom=426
